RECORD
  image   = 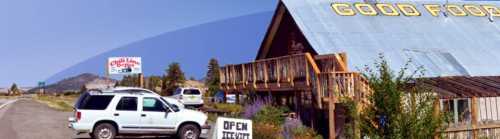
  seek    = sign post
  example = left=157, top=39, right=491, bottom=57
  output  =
left=213, top=117, right=252, bottom=139
left=37, top=81, right=45, bottom=95
left=107, top=57, right=144, bottom=87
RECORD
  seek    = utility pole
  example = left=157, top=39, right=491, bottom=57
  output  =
left=139, top=73, right=144, bottom=88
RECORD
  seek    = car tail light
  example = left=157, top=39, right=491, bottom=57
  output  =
left=76, top=111, right=81, bottom=121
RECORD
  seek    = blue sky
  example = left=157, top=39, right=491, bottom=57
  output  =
left=1, top=0, right=277, bottom=87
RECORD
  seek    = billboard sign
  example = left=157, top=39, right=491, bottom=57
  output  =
left=108, top=57, right=142, bottom=74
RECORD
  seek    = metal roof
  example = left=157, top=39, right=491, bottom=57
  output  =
left=281, top=0, right=500, bottom=77
left=423, top=76, right=500, bottom=98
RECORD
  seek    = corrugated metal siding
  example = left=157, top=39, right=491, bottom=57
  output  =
left=282, top=0, right=500, bottom=77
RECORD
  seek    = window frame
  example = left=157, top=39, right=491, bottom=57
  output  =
left=115, top=96, right=138, bottom=111
left=76, top=94, right=115, bottom=110
left=142, top=97, right=171, bottom=112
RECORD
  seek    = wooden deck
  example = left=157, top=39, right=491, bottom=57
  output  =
left=219, top=53, right=372, bottom=108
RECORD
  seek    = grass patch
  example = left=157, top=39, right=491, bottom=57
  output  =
left=34, top=95, right=78, bottom=112
left=0, top=95, right=18, bottom=99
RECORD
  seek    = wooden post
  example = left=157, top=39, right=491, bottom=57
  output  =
left=316, top=74, right=323, bottom=109
left=242, top=64, right=246, bottom=87
left=263, top=62, right=269, bottom=88
left=471, top=97, right=478, bottom=139
left=139, top=73, right=144, bottom=88
left=354, top=103, right=361, bottom=139
left=236, top=92, right=240, bottom=104
left=329, top=97, right=336, bottom=139
left=253, top=64, right=257, bottom=89
left=277, top=60, right=281, bottom=87
left=339, top=52, right=348, bottom=71
left=433, top=98, right=441, bottom=139
left=223, top=91, right=227, bottom=103
left=305, top=57, right=310, bottom=86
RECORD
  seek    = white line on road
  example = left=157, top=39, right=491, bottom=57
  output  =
left=0, top=99, right=18, bottom=110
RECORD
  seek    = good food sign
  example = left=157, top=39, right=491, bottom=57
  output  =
left=108, top=57, right=142, bottom=74
left=213, top=117, right=252, bottom=139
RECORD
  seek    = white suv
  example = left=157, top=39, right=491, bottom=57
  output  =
left=171, top=88, right=204, bottom=108
left=68, top=87, right=209, bottom=139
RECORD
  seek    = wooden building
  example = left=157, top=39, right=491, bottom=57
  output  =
left=219, top=0, right=500, bottom=138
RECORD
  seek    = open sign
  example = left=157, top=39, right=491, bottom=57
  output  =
left=214, top=117, right=252, bottom=139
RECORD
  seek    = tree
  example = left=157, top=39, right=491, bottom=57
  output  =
left=120, top=75, right=139, bottom=87
left=162, top=62, right=185, bottom=96
left=147, top=76, right=163, bottom=92
left=205, top=58, right=220, bottom=97
left=79, top=85, right=87, bottom=94
left=9, top=83, right=20, bottom=96
left=344, top=55, right=447, bottom=139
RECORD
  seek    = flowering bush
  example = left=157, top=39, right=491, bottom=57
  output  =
left=283, top=118, right=323, bottom=139
left=283, top=117, right=302, bottom=138
left=242, top=95, right=273, bottom=119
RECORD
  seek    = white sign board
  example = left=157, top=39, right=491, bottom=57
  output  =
left=213, top=117, right=252, bottom=139
left=108, top=57, right=142, bottom=74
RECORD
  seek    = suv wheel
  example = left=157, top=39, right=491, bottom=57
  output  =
left=178, top=124, right=200, bottom=139
left=92, top=123, right=116, bottom=139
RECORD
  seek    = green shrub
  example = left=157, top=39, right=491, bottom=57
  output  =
left=253, top=122, right=283, bottom=139
left=253, top=105, right=288, bottom=126
left=292, top=126, right=323, bottom=139
left=214, top=103, right=243, bottom=116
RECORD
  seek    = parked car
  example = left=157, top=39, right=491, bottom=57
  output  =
left=68, top=87, right=209, bottom=139
left=171, top=87, right=204, bottom=108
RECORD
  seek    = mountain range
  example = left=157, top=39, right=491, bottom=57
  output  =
left=30, top=73, right=116, bottom=93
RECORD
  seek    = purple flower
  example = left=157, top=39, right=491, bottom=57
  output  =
left=282, top=117, right=302, bottom=139
left=242, top=95, right=273, bottom=118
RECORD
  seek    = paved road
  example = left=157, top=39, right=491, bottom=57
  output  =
left=0, top=99, right=74, bottom=139
left=0, top=99, right=212, bottom=139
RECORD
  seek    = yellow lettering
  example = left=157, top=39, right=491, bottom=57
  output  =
left=446, top=4, right=467, bottom=16
left=376, top=3, right=400, bottom=16
left=354, top=3, right=378, bottom=16
left=397, top=3, right=421, bottom=16
left=481, top=5, right=500, bottom=17
left=424, top=4, right=441, bottom=17
left=331, top=3, right=356, bottom=16
left=464, top=5, right=486, bottom=16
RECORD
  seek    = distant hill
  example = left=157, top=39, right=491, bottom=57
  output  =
left=45, top=11, right=273, bottom=84
left=30, top=73, right=116, bottom=93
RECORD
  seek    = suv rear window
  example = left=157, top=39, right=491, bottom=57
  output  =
left=76, top=93, right=114, bottom=110
left=184, top=89, right=201, bottom=95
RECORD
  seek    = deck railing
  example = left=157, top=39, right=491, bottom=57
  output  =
left=220, top=53, right=320, bottom=90
left=317, top=72, right=371, bottom=102
left=219, top=53, right=372, bottom=106
left=443, top=124, right=500, bottom=139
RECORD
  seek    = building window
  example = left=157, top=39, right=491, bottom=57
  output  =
left=440, top=98, right=471, bottom=125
